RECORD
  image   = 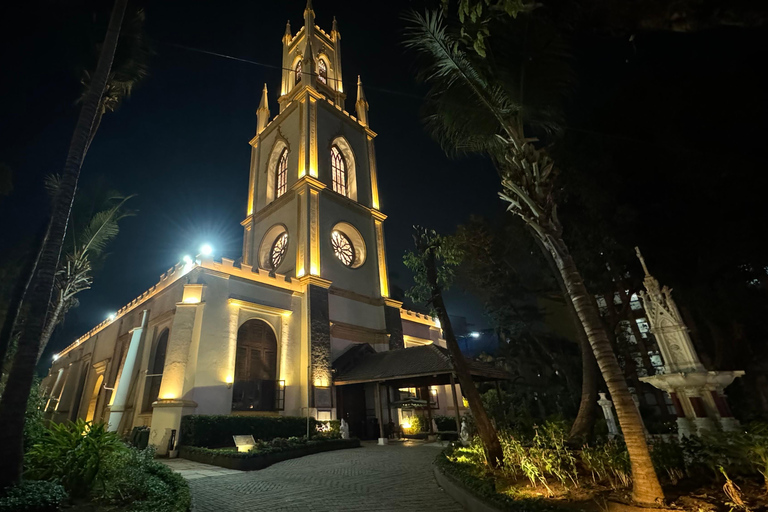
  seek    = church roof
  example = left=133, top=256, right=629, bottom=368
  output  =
left=333, top=344, right=511, bottom=386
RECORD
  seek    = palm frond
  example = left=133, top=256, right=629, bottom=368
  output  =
left=75, top=195, right=135, bottom=259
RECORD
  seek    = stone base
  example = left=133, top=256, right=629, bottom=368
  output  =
left=378, top=438, right=388, bottom=446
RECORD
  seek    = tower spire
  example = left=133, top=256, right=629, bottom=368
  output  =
left=283, top=20, right=292, bottom=43
left=355, top=75, right=369, bottom=126
left=257, top=83, right=270, bottom=134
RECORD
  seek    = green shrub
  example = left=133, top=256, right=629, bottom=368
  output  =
left=434, top=415, right=457, bottom=431
left=403, top=415, right=430, bottom=434
left=650, top=436, right=686, bottom=484
left=25, top=420, right=125, bottom=498
left=581, top=440, right=631, bottom=489
left=0, top=480, right=68, bottom=512
left=24, top=380, right=47, bottom=453
left=97, top=447, right=190, bottom=512
left=179, top=415, right=315, bottom=448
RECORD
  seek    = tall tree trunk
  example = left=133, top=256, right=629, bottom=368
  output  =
left=37, top=295, right=67, bottom=362
left=532, top=235, right=597, bottom=442
left=550, top=242, right=664, bottom=505
left=0, top=0, right=127, bottom=489
left=425, top=249, right=504, bottom=467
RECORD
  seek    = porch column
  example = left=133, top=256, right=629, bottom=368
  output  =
left=450, top=373, right=462, bottom=433
left=107, top=310, right=148, bottom=432
left=375, top=381, right=387, bottom=445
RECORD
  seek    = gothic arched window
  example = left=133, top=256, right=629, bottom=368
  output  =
left=330, top=146, right=347, bottom=196
left=318, top=60, right=327, bottom=85
left=275, top=148, right=288, bottom=198
left=295, top=61, right=302, bottom=85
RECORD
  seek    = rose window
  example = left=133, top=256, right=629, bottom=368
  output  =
left=270, top=233, right=288, bottom=270
left=331, top=230, right=355, bottom=267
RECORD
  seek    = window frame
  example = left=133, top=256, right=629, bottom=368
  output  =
left=330, top=145, right=347, bottom=197
left=275, top=148, right=288, bottom=199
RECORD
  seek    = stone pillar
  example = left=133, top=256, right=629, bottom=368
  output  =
left=383, top=303, right=404, bottom=350
left=309, top=283, right=332, bottom=415
left=597, top=392, right=619, bottom=439
left=107, top=310, right=148, bottom=432
left=150, top=289, right=203, bottom=455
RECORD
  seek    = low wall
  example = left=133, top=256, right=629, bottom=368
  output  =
left=433, top=465, right=504, bottom=512
left=179, top=439, right=360, bottom=471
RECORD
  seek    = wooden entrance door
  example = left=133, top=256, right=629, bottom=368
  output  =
left=232, top=319, right=277, bottom=411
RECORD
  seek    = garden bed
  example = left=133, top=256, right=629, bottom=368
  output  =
left=179, top=438, right=360, bottom=471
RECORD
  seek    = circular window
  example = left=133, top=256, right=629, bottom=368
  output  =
left=330, top=222, right=366, bottom=269
left=270, top=233, right=288, bottom=270
left=258, top=224, right=289, bottom=272
left=331, top=230, right=354, bottom=267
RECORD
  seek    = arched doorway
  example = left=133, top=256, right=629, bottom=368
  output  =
left=142, top=329, right=169, bottom=413
left=232, top=319, right=278, bottom=411
left=85, top=374, right=104, bottom=422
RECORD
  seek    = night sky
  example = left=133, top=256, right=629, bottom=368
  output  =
left=0, top=0, right=502, bottom=362
left=2, top=1, right=767, bottom=366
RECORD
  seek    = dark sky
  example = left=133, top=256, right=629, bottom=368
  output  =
left=0, top=0, right=501, bottom=361
left=2, top=1, right=767, bottom=365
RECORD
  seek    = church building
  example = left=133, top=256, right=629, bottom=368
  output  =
left=41, top=2, right=506, bottom=453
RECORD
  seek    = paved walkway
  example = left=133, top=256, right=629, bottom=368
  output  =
left=162, top=458, right=243, bottom=480
left=179, top=440, right=464, bottom=512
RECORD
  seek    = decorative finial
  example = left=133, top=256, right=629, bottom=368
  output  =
left=355, top=75, right=369, bottom=126
left=305, top=0, right=314, bottom=15
left=285, top=20, right=291, bottom=36
left=635, top=246, right=650, bottom=276
left=332, top=16, right=338, bottom=32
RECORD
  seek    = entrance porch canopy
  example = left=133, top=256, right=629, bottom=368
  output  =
left=333, top=344, right=512, bottom=388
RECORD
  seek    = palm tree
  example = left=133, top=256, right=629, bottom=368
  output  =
left=0, top=6, right=149, bottom=379
left=0, top=0, right=128, bottom=489
left=36, top=177, right=134, bottom=361
left=404, top=11, right=664, bottom=504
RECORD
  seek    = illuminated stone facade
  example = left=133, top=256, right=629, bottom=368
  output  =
left=41, top=2, right=464, bottom=455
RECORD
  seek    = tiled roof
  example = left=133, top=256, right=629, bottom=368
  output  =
left=333, top=344, right=511, bottom=384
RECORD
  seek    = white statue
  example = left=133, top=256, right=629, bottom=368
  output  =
left=340, top=419, right=350, bottom=440
left=459, top=418, right=470, bottom=446
left=597, top=392, right=619, bottom=439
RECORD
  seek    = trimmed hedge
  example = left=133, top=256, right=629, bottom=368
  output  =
left=435, top=415, right=458, bottom=431
left=0, top=480, right=67, bottom=512
left=180, top=415, right=316, bottom=448
left=180, top=438, right=360, bottom=471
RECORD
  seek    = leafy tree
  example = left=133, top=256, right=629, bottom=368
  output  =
left=0, top=0, right=129, bottom=489
left=37, top=176, right=134, bottom=361
left=404, top=226, right=504, bottom=467
left=404, top=9, right=663, bottom=503
left=453, top=215, right=595, bottom=437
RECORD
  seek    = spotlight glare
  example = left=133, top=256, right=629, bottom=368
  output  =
left=470, top=331, right=480, bottom=338
left=108, top=312, right=117, bottom=321
left=200, top=244, right=213, bottom=257
left=182, top=255, right=194, bottom=265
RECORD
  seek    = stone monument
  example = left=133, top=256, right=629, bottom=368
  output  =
left=597, top=392, right=620, bottom=439
left=340, top=419, right=350, bottom=440
left=635, top=247, right=744, bottom=438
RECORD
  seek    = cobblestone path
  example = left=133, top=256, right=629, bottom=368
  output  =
left=187, top=441, right=463, bottom=512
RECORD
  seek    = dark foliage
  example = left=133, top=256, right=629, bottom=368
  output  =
left=179, top=415, right=316, bottom=448
left=0, top=480, right=67, bottom=512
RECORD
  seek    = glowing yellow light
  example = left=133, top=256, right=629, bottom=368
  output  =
left=183, top=297, right=200, bottom=304
left=278, top=380, right=285, bottom=389
left=314, top=378, right=329, bottom=387
left=225, top=375, right=234, bottom=385
left=161, top=394, right=176, bottom=400
left=401, top=421, right=411, bottom=430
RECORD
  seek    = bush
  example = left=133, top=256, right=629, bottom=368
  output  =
left=180, top=415, right=315, bottom=448
left=434, top=415, right=457, bottom=431
left=25, top=420, right=125, bottom=498
left=24, top=380, right=47, bottom=453
left=403, top=414, right=430, bottom=435
left=581, top=440, right=632, bottom=489
left=97, top=447, right=190, bottom=512
left=0, top=480, right=68, bottom=512
left=315, top=420, right=341, bottom=439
